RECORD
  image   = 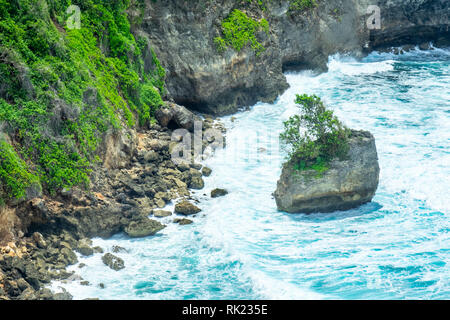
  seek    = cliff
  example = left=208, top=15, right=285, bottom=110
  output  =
left=135, top=0, right=450, bottom=114
left=0, top=0, right=448, bottom=300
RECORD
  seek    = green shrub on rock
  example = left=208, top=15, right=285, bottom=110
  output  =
left=0, top=139, right=39, bottom=202
left=289, top=0, right=318, bottom=12
left=214, top=9, right=269, bottom=56
left=280, top=94, right=350, bottom=172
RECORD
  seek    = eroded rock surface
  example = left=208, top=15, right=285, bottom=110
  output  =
left=133, top=0, right=449, bottom=115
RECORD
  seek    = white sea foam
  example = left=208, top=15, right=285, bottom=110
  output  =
left=51, top=49, right=450, bottom=300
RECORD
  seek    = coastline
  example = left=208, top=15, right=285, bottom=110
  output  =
left=0, top=114, right=226, bottom=300
left=1, top=44, right=449, bottom=300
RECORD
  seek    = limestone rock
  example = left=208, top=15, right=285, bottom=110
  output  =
left=201, top=166, right=212, bottom=177
left=153, top=210, right=172, bottom=218
left=274, top=130, right=380, bottom=213
left=189, top=176, right=204, bottom=189
left=32, top=232, right=47, bottom=249
left=76, top=238, right=94, bottom=257
left=102, top=253, right=125, bottom=271
left=124, top=219, right=166, bottom=238
left=174, top=218, right=193, bottom=225
left=134, top=0, right=449, bottom=115
left=211, top=188, right=228, bottom=198
left=155, top=102, right=201, bottom=131
left=174, top=201, right=201, bottom=215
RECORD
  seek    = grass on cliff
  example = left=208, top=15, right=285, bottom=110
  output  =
left=214, top=9, right=269, bottom=56
left=0, top=0, right=165, bottom=201
left=0, top=139, right=39, bottom=202
left=289, top=0, right=318, bottom=12
left=280, top=94, right=350, bottom=173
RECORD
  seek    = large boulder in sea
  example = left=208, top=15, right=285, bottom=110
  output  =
left=274, top=130, right=380, bottom=213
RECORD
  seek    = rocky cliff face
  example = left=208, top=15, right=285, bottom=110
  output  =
left=274, top=130, right=380, bottom=213
left=133, top=0, right=449, bottom=115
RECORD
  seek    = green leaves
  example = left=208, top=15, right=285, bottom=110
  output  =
left=289, top=0, right=318, bottom=12
left=215, top=9, right=269, bottom=56
left=138, top=82, right=163, bottom=126
left=0, top=0, right=166, bottom=198
left=280, top=94, right=350, bottom=172
left=0, top=139, right=39, bottom=201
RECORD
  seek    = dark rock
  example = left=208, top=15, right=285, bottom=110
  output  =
left=32, top=232, right=47, bottom=249
left=176, top=161, right=190, bottom=172
left=60, top=247, right=78, bottom=265
left=153, top=210, right=172, bottom=218
left=189, top=176, right=204, bottom=189
left=53, top=288, right=73, bottom=300
left=143, top=150, right=159, bottom=163
left=37, top=288, right=54, bottom=300
left=93, top=246, right=104, bottom=254
left=174, top=201, right=201, bottom=215
left=211, top=188, right=228, bottom=198
left=19, top=287, right=37, bottom=300
left=76, top=239, right=94, bottom=257
left=4, top=280, right=20, bottom=297
left=112, top=246, right=128, bottom=253
left=201, top=166, right=212, bottom=177
left=190, top=163, right=202, bottom=170
left=155, top=102, right=202, bottom=131
left=174, top=218, right=193, bottom=225
left=102, top=253, right=125, bottom=271
left=124, top=219, right=166, bottom=238
left=16, top=278, right=30, bottom=291
left=274, top=130, right=380, bottom=213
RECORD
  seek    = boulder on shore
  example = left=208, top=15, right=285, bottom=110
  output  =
left=174, top=201, right=201, bottom=215
left=274, top=130, right=380, bottom=213
left=124, top=219, right=166, bottom=238
left=155, top=102, right=201, bottom=132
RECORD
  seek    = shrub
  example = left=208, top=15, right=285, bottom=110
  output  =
left=280, top=94, right=350, bottom=171
left=214, top=9, right=269, bottom=56
left=0, top=139, right=39, bottom=201
left=138, top=83, right=163, bottom=126
left=289, top=0, right=318, bottom=12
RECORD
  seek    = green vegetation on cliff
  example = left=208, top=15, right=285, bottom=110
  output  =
left=289, top=0, right=318, bottom=12
left=214, top=9, right=269, bottom=56
left=280, top=94, right=350, bottom=172
left=0, top=139, right=39, bottom=202
left=0, top=0, right=165, bottom=201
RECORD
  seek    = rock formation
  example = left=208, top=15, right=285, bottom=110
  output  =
left=274, top=130, right=380, bottom=213
left=133, top=0, right=450, bottom=115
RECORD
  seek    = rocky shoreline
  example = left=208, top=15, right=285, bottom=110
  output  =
left=0, top=105, right=226, bottom=300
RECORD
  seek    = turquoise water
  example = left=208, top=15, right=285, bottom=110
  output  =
left=53, top=47, right=450, bottom=300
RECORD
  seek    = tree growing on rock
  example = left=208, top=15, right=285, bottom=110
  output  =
left=280, top=94, right=350, bottom=172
